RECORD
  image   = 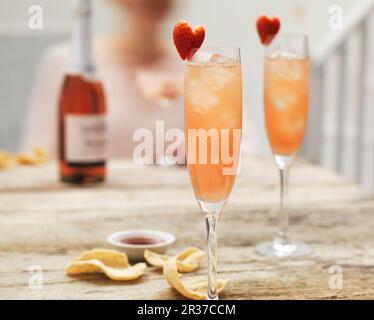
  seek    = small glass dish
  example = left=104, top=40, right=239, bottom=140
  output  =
left=107, top=229, right=176, bottom=261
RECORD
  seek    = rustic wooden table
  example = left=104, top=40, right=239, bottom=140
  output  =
left=1, top=156, right=374, bottom=299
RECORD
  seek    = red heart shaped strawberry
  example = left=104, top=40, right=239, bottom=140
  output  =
left=256, top=16, right=281, bottom=45
left=173, top=20, right=205, bottom=60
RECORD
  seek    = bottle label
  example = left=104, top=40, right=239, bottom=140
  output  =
left=65, top=114, right=107, bottom=163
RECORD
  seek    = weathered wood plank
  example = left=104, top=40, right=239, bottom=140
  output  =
left=0, top=156, right=374, bottom=299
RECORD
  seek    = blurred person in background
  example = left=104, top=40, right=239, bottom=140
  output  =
left=23, top=0, right=183, bottom=158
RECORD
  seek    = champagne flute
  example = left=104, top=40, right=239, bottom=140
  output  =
left=184, top=48, right=242, bottom=299
left=135, top=63, right=184, bottom=166
left=256, top=34, right=311, bottom=257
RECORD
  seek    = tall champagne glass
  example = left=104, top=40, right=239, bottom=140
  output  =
left=185, top=48, right=242, bottom=299
left=256, top=35, right=311, bottom=257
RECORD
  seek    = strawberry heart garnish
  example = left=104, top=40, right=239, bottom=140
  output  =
left=173, top=20, right=205, bottom=60
left=256, top=16, right=281, bottom=45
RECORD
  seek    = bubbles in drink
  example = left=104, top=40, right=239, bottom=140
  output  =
left=185, top=57, right=241, bottom=115
left=279, top=113, right=305, bottom=136
left=185, top=78, right=219, bottom=113
left=264, top=56, right=309, bottom=155
left=208, top=53, right=235, bottom=65
left=218, top=111, right=241, bottom=128
left=184, top=50, right=242, bottom=202
left=271, top=91, right=297, bottom=110
left=201, top=66, right=235, bottom=90
left=267, top=54, right=304, bottom=82
left=271, top=96, right=286, bottom=110
left=292, top=113, right=306, bottom=132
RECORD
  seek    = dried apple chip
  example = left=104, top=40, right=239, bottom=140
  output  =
left=144, top=249, right=169, bottom=268
left=176, top=247, right=205, bottom=273
left=0, top=150, right=15, bottom=170
left=144, top=247, right=205, bottom=273
left=17, top=145, right=47, bottom=165
left=73, top=248, right=130, bottom=267
left=66, top=249, right=146, bottom=281
left=163, top=256, right=229, bottom=300
left=66, top=260, right=146, bottom=281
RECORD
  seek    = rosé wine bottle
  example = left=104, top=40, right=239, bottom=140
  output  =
left=58, top=0, right=107, bottom=184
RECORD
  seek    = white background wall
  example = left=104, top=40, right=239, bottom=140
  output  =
left=0, top=0, right=360, bottom=155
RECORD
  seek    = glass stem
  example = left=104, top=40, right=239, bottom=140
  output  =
left=205, top=214, right=219, bottom=300
left=277, top=167, right=290, bottom=244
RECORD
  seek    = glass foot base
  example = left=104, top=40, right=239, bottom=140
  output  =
left=256, top=241, right=312, bottom=257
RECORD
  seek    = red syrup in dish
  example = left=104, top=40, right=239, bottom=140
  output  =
left=120, top=237, right=164, bottom=245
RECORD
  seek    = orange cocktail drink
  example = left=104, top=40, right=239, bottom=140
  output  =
left=264, top=56, right=309, bottom=156
left=185, top=51, right=242, bottom=204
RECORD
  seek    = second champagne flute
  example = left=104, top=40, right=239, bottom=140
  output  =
left=256, top=34, right=311, bottom=257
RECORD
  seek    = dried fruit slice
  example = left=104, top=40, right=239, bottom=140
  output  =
left=144, top=249, right=169, bottom=268
left=66, top=259, right=146, bottom=281
left=176, top=247, right=205, bottom=273
left=72, top=248, right=130, bottom=267
left=66, top=249, right=146, bottom=281
left=163, top=257, right=229, bottom=300
left=144, top=247, right=205, bottom=273
left=0, top=150, right=15, bottom=170
left=17, top=145, right=47, bottom=165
